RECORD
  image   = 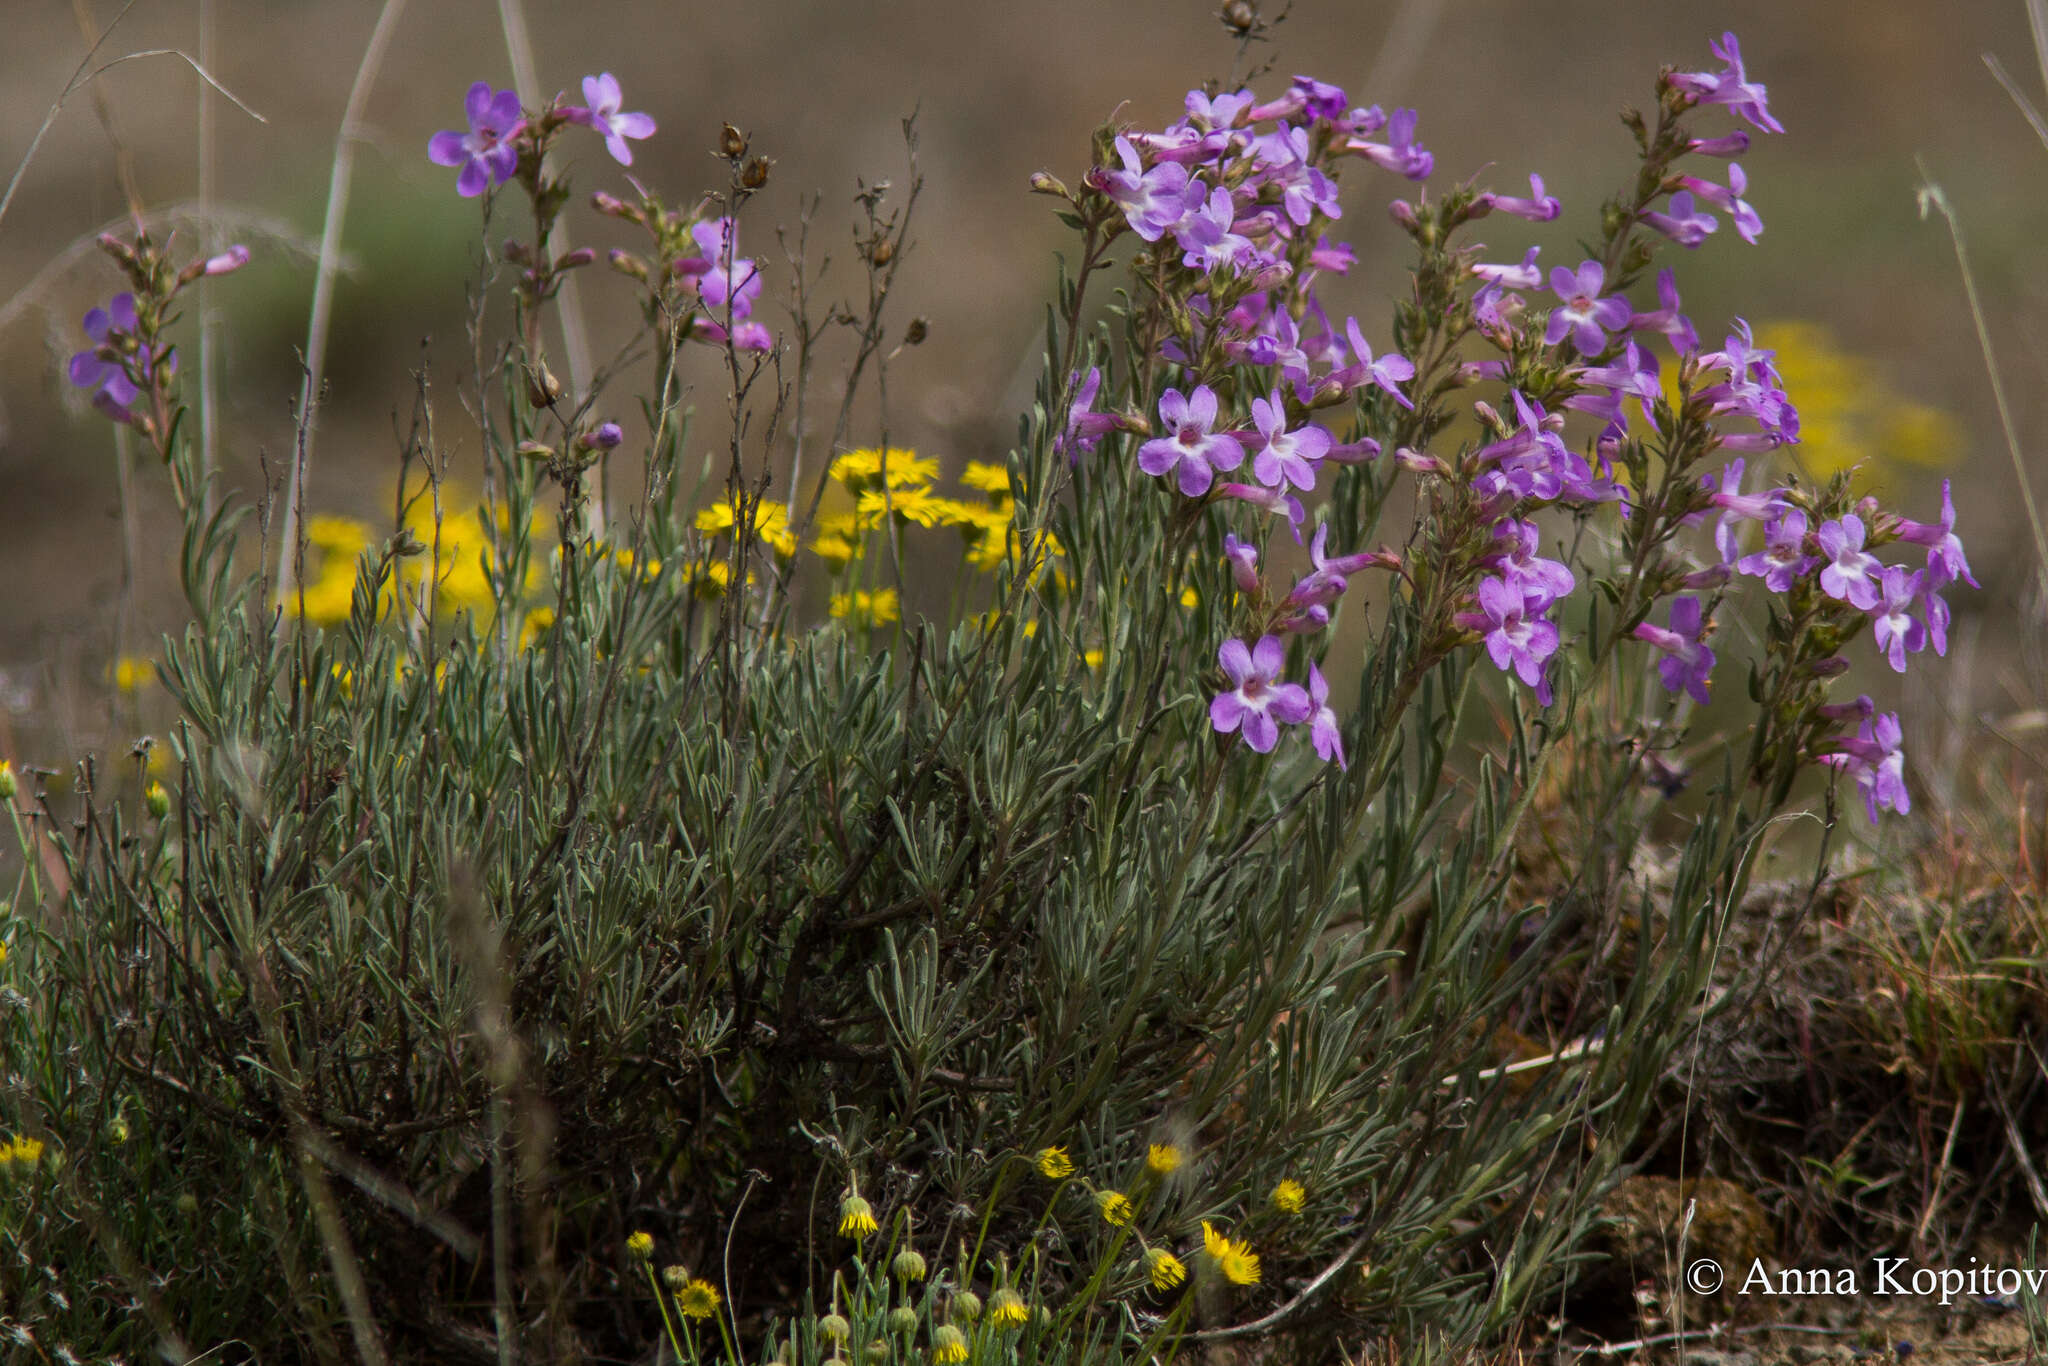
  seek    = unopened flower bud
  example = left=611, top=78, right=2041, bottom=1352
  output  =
left=819, top=1313, right=850, bottom=1343
left=0, top=761, right=16, bottom=801
left=145, top=782, right=170, bottom=820
left=176, top=1192, right=200, bottom=1215
left=887, top=1306, right=920, bottom=1335
left=663, top=1264, right=691, bottom=1290
left=740, top=156, right=773, bottom=189
left=863, top=1342, right=889, bottom=1364
left=608, top=249, right=650, bottom=282
left=869, top=238, right=895, bottom=267
left=1807, top=655, right=1851, bottom=677
left=525, top=362, right=563, bottom=409
left=555, top=247, right=596, bottom=270
left=204, top=244, right=251, bottom=276
left=1028, top=170, right=1072, bottom=198
left=591, top=190, right=635, bottom=219
left=903, top=317, right=929, bottom=347
left=579, top=421, right=624, bottom=453
left=1388, top=200, right=1421, bottom=233
left=951, top=1291, right=982, bottom=1323
left=891, top=1248, right=927, bottom=1281
left=108, top=1117, right=130, bottom=1145
left=1220, top=0, right=1258, bottom=36
left=1678, top=565, right=1730, bottom=590
left=97, top=233, right=137, bottom=267
left=517, top=439, right=556, bottom=463
left=720, top=122, right=750, bottom=158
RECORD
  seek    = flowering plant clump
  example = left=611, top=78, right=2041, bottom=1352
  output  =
left=0, top=17, right=1975, bottom=1366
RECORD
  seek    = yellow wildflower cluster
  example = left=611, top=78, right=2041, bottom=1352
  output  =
left=805, top=451, right=1020, bottom=575
left=695, top=496, right=798, bottom=559
left=1201, top=1220, right=1261, bottom=1285
left=829, top=589, right=901, bottom=628
left=0, top=1134, right=47, bottom=1174
left=1754, top=322, right=1958, bottom=482
left=284, top=497, right=547, bottom=628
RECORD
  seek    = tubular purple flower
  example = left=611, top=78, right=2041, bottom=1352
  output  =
left=1308, top=235, right=1356, bottom=274
left=203, top=244, right=251, bottom=276
left=1869, top=566, right=1927, bottom=673
left=1815, top=514, right=1882, bottom=610
left=1306, top=662, right=1347, bottom=769
left=1099, top=136, right=1203, bottom=242
left=1632, top=596, right=1716, bottom=705
left=580, top=421, right=625, bottom=452
left=1210, top=635, right=1312, bottom=753
left=686, top=218, right=764, bottom=319
left=1479, top=173, right=1561, bottom=222
left=1735, top=507, right=1819, bottom=592
left=1472, top=245, right=1542, bottom=291
left=1891, top=479, right=1977, bottom=589
left=1637, top=191, right=1718, bottom=248
left=1668, top=32, right=1786, bottom=135
left=1139, top=386, right=1243, bottom=496
left=1058, top=366, right=1125, bottom=461
left=1819, top=712, right=1909, bottom=823
left=1544, top=261, right=1633, bottom=354
left=1217, top=482, right=1306, bottom=539
left=1222, top=533, right=1261, bottom=594
left=1678, top=164, right=1762, bottom=244
left=1687, top=130, right=1751, bottom=157
left=568, top=73, right=657, bottom=166
left=1469, top=576, right=1560, bottom=692
left=1338, top=317, right=1415, bottom=407
left=1247, top=391, right=1331, bottom=491
left=1483, top=518, right=1575, bottom=608
left=1628, top=269, right=1699, bottom=356
left=1175, top=185, right=1259, bottom=273
left=429, top=82, right=524, bottom=197
left=1344, top=107, right=1432, bottom=179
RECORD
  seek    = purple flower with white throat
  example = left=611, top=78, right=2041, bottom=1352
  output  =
left=1869, top=566, right=1927, bottom=673
left=1484, top=518, right=1576, bottom=608
left=429, top=82, right=523, bottom=197
left=568, top=73, right=656, bottom=166
left=1210, top=635, right=1312, bottom=753
left=1632, top=596, right=1716, bottom=705
left=1892, top=479, right=1977, bottom=590
left=1566, top=340, right=1662, bottom=432
left=1306, top=662, right=1346, bottom=769
left=1139, top=386, right=1243, bottom=496
left=1337, top=317, right=1415, bottom=407
left=1639, top=190, right=1718, bottom=247
left=1678, top=164, right=1762, bottom=243
left=1669, top=32, right=1786, bottom=135
left=1735, top=507, right=1818, bottom=592
left=1815, top=514, right=1882, bottom=610
left=1247, top=390, right=1331, bottom=491
left=1099, top=136, right=1202, bottom=242
left=1469, top=576, right=1560, bottom=693
left=1821, top=710, right=1909, bottom=823
left=1545, top=261, right=1632, bottom=354
left=1175, top=185, right=1258, bottom=273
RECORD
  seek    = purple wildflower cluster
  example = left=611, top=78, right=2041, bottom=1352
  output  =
left=67, top=239, right=247, bottom=431
left=428, top=73, right=655, bottom=197
left=1046, top=34, right=1966, bottom=820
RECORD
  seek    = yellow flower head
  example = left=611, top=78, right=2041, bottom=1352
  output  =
left=9, top=1136, right=44, bottom=1168
left=0, top=760, right=14, bottom=801
left=857, top=484, right=953, bottom=528
left=1145, top=1144, right=1182, bottom=1177
left=832, top=447, right=938, bottom=490
left=1035, top=1146, right=1074, bottom=1179
left=837, top=1193, right=879, bottom=1240
left=626, top=1230, right=655, bottom=1259
left=1094, top=1189, right=1133, bottom=1226
left=1180, top=584, right=1200, bottom=610
left=1269, top=1179, right=1306, bottom=1216
left=1201, top=1221, right=1260, bottom=1286
left=1146, top=1247, right=1187, bottom=1292
left=696, top=497, right=797, bottom=558
left=987, top=1287, right=1029, bottom=1328
left=931, top=1325, right=970, bottom=1364
left=113, top=655, right=156, bottom=693
left=0, top=941, right=8, bottom=968
left=676, top=1278, right=721, bottom=1320
left=829, top=589, right=900, bottom=627
left=959, top=461, right=1013, bottom=496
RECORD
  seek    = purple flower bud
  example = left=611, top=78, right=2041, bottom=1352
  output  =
left=579, top=421, right=624, bottom=453
left=203, top=244, right=250, bottom=276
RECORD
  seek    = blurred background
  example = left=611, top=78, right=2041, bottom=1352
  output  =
left=3, top=0, right=2046, bottom=782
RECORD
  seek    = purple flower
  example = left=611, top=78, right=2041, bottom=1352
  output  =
left=1306, top=662, right=1346, bottom=769
left=201, top=244, right=251, bottom=276
left=1058, top=366, right=1124, bottom=460
left=1478, top=173, right=1560, bottom=222
left=428, top=82, right=523, bottom=197
left=1822, top=710, right=1909, bottom=823
left=1918, top=579, right=1953, bottom=656
left=1217, top=482, right=1306, bottom=539
left=1679, top=164, right=1762, bottom=244
left=1638, top=191, right=1718, bottom=248
left=568, top=73, right=656, bottom=166
left=1892, top=479, right=1977, bottom=589
left=581, top=420, right=625, bottom=452
left=1472, top=576, right=1560, bottom=691
left=685, top=218, right=762, bottom=319
left=1344, top=107, right=1433, bottom=180
left=1815, top=514, right=1882, bottom=610
left=1099, top=136, right=1202, bottom=242
left=1628, top=268, right=1699, bottom=356
left=68, top=293, right=143, bottom=415
left=1702, top=458, right=1788, bottom=562
left=1175, top=185, right=1257, bottom=273
left=1222, top=532, right=1261, bottom=594
left=1669, top=32, right=1786, bottom=135
left=1735, top=507, right=1819, bottom=592
left=1247, top=390, right=1331, bottom=491
left=1139, top=386, right=1243, bottom=496
left=1308, top=235, right=1356, bottom=274
left=1184, top=87, right=1256, bottom=131
left=1472, top=245, right=1542, bottom=292
left=1210, top=635, right=1312, bottom=753
left=1632, top=596, right=1716, bottom=705
left=1565, top=340, right=1662, bottom=432
left=1869, top=566, right=1927, bottom=673
left=1336, top=317, right=1415, bottom=407
left=1544, top=261, right=1632, bottom=354
left=1484, top=518, right=1575, bottom=608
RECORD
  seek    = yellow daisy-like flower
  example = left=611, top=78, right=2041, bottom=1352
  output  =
left=832, top=447, right=938, bottom=489
left=675, top=1278, right=721, bottom=1320
left=837, top=1193, right=879, bottom=1240
left=696, top=497, right=798, bottom=558
left=1146, top=1248, right=1187, bottom=1291
left=959, top=461, right=1012, bottom=496
left=1035, top=1146, right=1074, bottom=1179
left=987, top=1287, right=1029, bottom=1328
left=1269, top=1179, right=1306, bottom=1216
left=1094, top=1189, right=1133, bottom=1226
left=113, top=655, right=156, bottom=692
left=1145, top=1144, right=1182, bottom=1177
left=519, top=607, right=555, bottom=651
left=1201, top=1221, right=1260, bottom=1286
left=829, top=589, right=901, bottom=627
left=930, top=1325, right=970, bottom=1364
left=626, top=1230, right=655, bottom=1259
left=306, top=514, right=373, bottom=556
left=857, top=484, right=954, bottom=528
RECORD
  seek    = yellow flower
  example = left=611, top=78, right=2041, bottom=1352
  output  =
left=1082, top=649, right=1104, bottom=670
left=857, top=484, right=953, bottom=528
left=1269, top=1179, right=1306, bottom=1216
left=626, top=1230, right=655, bottom=1259
left=0, top=941, right=8, bottom=968
left=306, top=515, right=373, bottom=556
left=113, top=655, right=156, bottom=692
left=1146, top=1248, right=1187, bottom=1291
left=519, top=607, right=555, bottom=651
left=838, top=1193, right=879, bottom=1240
left=959, top=461, right=1012, bottom=495
left=930, top=1325, right=969, bottom=1364
left=1145, top=1144, right=1182, bottom=1177
left=676, top=1278, right=720, bottom=1319
left=1094, top=1189, right=1133, bottom=1226
left=1202, top=1221, right=1260, bottom=1285
left=832, top=447, right=937, bottom=489
left=144, top=782, right=170, bottom=820
left=1035, top=1146, right=1074, bottom=1179
left=829, top=589, right=900, bottom=627
left=987, top=1287, right=1028, bottom=1328
left=0, top=760, right=15, bottom=801
left=1179, top=585, right=1199, bottom=610
left=10, top=1136, right=44, bottom=1167
left=696, top=497, right=798, bottom=558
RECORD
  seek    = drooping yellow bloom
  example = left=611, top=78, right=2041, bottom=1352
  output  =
left=829, top=589, right=900, bottom=627
left=832, top=447, right=938, bottom=489
left=696, top=497, right=798, bottom=558
left=1094, top=1189, right=1133, bottom=1226
left=837, top=1193, right=879, bottom=1240
left=1269, top=1179, right=1306, bottom=1215
left=930, top=1325, right=969, bottom=1364
left=1145, top=1144, right=1182, bottom=1177
left=1035, top=1146, right=1074, bottom=1179
left=959, top=461, right=1012, bottom=496
left=987, top=1287, right=1029, bottom=1328
left=676, top=1278, right=720, bottom=1319
left=1146, top=1247, right=1187, bottom=1291
left=626, top=1230, right=655, bottom=1259
left=857, top=484, right=955, bottom=529
left=1202, top=1221, right=1260, bottom=1285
